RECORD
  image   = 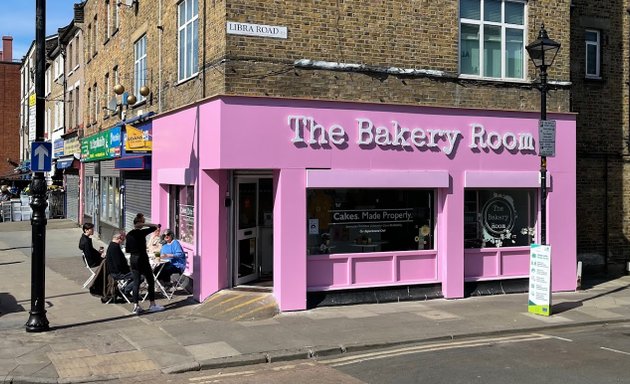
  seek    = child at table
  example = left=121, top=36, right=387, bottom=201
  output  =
left=158, top=228, right=186, bottom=287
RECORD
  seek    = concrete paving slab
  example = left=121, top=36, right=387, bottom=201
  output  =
left=184, top=341, right=241, bottom=361
left=413, top=309, right=461, bottom=321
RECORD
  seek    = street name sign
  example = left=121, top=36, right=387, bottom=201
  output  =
left=31, top=141, right=52, bottom=172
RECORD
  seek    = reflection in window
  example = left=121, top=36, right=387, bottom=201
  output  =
left=464, top=189, right=536, bottom=248
left=307, top=189, right=434, bottom=255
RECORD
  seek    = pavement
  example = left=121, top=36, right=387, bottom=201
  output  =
left=1, top=219, right=630, bottom=383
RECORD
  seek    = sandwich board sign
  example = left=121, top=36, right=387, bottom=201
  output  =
left=528, top=244, right=552, bottom=316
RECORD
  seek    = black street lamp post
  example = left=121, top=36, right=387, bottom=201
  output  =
left=526, top=24, right=561, bottom=246
left=25, top=0, right=50, bottom=332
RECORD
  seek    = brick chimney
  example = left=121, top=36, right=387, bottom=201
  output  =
left=1, top=36, right=12, bottom=62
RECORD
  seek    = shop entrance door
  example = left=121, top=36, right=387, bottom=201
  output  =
left=234, top=177, right=274, bottom=286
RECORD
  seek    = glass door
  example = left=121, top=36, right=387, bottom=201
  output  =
left=235, top=179, right=259, bottom=285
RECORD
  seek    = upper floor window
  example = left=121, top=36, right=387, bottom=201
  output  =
left=106, top=0, right=112, bottom=39
left=178, top=0, right=199, bottom=82
left=134, top=35, right=147, bottom=102
left=459, top=0, right=526, bottom=80
left=585, top=29, right=601, bottom=78
left=114, top=0, right=120, bottom=30
left=74, top=35, right=80, bottom=67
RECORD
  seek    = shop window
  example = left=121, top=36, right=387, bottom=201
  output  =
left=464, top=189, right=536, bottom=248
left=169, top=185, right=195, bottom=244
left=459, top=0, right=526, bottom=79
left=307, top=189, right=434, bottom=255
left=100, top=176, right=121, bottom=226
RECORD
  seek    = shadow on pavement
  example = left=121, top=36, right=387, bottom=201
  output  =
left=0, top=292, right=25, bottom=316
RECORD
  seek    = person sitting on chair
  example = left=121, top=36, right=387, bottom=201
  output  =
left=147, top=226, right=163, bottom=256
left=158, top=229, right=187, bottom=287
left=106, top=231, right=133, bottom=297
left=79, top=223, right=104, bottom=268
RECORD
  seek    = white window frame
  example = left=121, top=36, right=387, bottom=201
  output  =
left=134, top=35, right=147, bottom=103
left=459, top=0, right=527, bottom=81
left=177, top=0, right=199, bottom=82
left=585, top=29, right=601, bottom=79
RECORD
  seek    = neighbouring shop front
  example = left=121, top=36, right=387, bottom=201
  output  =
left=151, top=96, right=577, bottom=311
left=81, top=126, right=122, bottom=240
left=81, top=117, right=154, bottom=240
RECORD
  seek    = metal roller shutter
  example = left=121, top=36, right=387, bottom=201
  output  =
left=100, top=160, right=119, bottom=177
left=84, top=162, right=96, bottom=176
left=123, top=170, right=152, bottom=233
left=66, top=174, right=79, bottom=223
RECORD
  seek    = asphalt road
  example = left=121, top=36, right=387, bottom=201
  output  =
left=110, top=323, right=630, bottom=384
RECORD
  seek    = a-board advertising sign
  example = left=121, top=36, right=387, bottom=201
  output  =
left=528, top=244, right=552, bottom=316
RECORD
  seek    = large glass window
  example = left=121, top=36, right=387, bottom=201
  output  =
left=178, top=0, right=199, bottom=81
left=100, top=176, right=120, bottom=225
left=169, top=185, right=195, bottom=244
left=134, top=35, right=147, bottom=102
left=307, top=189, right=434, bottom=255
left=460, top=0, right=526, bottom=80
left=464, top=189, right=536, bottom=248
left=585, top=29, right=600, bottom=78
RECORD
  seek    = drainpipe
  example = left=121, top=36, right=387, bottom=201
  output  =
left=202, top=0, right=207, bottom=98
left=158, top=0, right=163, bottom=113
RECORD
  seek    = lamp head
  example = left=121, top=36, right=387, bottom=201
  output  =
left=113, top=84, right=125, bottom=95
left=127, top=94, right=137, bottom=105
left=526, top=24, right=561, bottom=69
left=139, top=86, right=150, bottom=97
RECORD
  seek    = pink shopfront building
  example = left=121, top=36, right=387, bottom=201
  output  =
left=151, top=96, right=576, bottom=311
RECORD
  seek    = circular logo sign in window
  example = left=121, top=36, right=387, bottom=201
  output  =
left=481, top=195, right=516, bottom=237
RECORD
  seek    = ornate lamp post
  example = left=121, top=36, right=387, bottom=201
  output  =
left=526, top=24, right=561, bottom=246
left=25, top=0, right=49, bottom=332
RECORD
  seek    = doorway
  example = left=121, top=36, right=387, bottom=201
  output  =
left=234, top=176, right=274, bottom=286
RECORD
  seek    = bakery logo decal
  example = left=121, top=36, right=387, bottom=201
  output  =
left=288, top=115, right=536, bottom=156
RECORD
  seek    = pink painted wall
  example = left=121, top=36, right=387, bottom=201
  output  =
left=152, top=96, right=576, bottom=309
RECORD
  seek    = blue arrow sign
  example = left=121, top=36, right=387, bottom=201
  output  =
left=31, top=142, right=52, bottom=172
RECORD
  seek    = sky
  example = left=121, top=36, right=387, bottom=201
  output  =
left=0, top=0, right=77, bottom=61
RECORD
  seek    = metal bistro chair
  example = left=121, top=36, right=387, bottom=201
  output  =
left=114, top=278, right=132, bottom=303
left=81, top=253, right=98, bottom=288
left=165, top=270, right=190, bottom=300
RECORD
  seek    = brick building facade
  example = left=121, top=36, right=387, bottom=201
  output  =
left=0, top=36, right=20, bottom=177
left=570, top=0, right=630, bottom=270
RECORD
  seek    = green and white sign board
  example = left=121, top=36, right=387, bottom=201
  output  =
left=528, top=244, right=552, bottom=316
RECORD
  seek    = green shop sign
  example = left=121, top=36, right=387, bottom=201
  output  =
left=80, top=127, right=122, bottom=162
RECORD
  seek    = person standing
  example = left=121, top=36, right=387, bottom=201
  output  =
left=79, top=222, right=104, bottom=268
left=125, top=213, right=164, bottom=314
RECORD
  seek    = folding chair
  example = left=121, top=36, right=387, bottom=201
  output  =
left=81, top=253, right=98, bottom=288
left=114, top=278, right=132, bottom=303
left=164, top=271, right=190, bottom=300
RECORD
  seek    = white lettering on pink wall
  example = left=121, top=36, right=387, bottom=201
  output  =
left=288, top=115, right=536, bottom=156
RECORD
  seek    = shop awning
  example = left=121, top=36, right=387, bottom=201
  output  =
left=56, top=155, right=79, bottom=170
left=114, top=155, right=151, bottom=170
